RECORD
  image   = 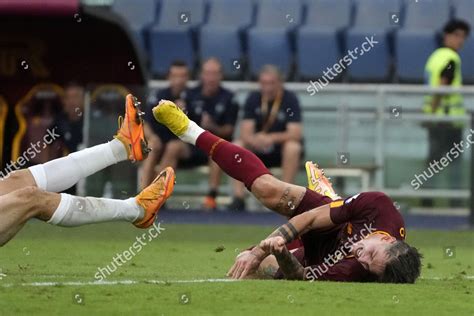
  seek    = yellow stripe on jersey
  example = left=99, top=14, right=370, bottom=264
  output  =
left=330, top=200, right=344, bottom=208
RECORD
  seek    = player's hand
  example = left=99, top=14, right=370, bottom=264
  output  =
left=201, top=112, right=216, bottom=131
left=175, top=99, right=186, bottom=110
left=254, top=133, right=273, bottom=151
left=259, top=236, right=286, bottom=254
left=227, top=250, right=263, bottom=279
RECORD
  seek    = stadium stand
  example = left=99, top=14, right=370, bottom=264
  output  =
left=148, top=0, right=206, bottom=77
left=106, top=0, right=474, bottom=82
left=395, top=0, right=451, bottom=82
left=199, top=0, right=254, bottom=79
left=395, top=30, right=438, bottom=82
left=111, top=0, right=157, bottom=52
left=345, top=0, right=401, bottom=81
left=296, top=0, right=352, bottom=80
left=247, top=0, right=303, bottom=79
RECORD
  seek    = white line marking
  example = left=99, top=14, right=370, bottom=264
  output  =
left=1, top=276, right=473, bottom=288
left=1, top=278, right=236, bottom=288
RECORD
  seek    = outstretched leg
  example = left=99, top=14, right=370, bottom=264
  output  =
left=0, top=94, right=149, bottom=196
left=0, top=167, right=175, bottom=246
left=153, top=100, right=306, bottom=217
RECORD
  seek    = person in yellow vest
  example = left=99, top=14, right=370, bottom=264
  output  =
left=423, top=19, right=470, bottom=207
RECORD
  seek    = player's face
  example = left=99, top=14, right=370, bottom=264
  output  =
left=63, top=86, right=84, bottom=117
left=168, top=66, right=189, bottom=92
left=444, top=29, right=467, bottom=51
left=259, top=72, right=281, bottom=99
left=352, top=234, right=396, bottom=276
left=201, top=60, right=222, bottom=93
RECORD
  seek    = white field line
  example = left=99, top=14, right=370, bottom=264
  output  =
left=1, top=276, right=473, bottom=287
left=1, top=278, right=236, bottom=288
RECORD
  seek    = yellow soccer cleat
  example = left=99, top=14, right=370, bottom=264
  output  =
left=114, top=94, right=151, bottom=162
left=134, top=166, right=175, bottom=228
left=152, top=99, right=189, bottom=137
left=305, top=161, right=341, bottom=200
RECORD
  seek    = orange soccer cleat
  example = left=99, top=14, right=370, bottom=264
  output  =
left=134, top=166, right=175, bottom=228
left=305, top=161, right=341, bottom=200
left=114, top=94, right=151, bottom=162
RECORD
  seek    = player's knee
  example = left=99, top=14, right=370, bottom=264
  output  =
left=282, top=140, right=302, bottom=156
left=165, top=141, right=183, bottom=155
left=252, top=175, right=280, bottom=201
left=148, top=136, right=162, bottom=152
left=11, top=186, right=44, bottom=214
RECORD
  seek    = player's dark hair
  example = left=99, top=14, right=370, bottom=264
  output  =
left=168, top=60, right=189, bottom=77
left=379, top=241, right=422, bottom=284
left=170, top=60, right=188, bottom=68
left=443, top=19, right=470, bottom=36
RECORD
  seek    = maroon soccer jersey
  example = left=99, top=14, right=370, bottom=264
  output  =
left=289, top=190, right=406, bottom=282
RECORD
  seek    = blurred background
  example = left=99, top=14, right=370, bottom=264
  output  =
left=0, top=0, right=473, bottom=228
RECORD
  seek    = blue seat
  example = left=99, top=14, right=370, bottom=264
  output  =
left=403, top=0, right=451, bottom=31
left=395, top=30, right=438, bottom=82
left=247, top=0, right=302, bottom=79
left=304, top=0, right=352, bottom=31
left=254, top=0, right=302, bottom=30
left=459, top=35, right=474, bottom=84
left=149, top=29, right=194, bottom=77
left=247, top=28, right=292, bottom=78
left=297, top=28, right=342, bottom=80
left=111, top=0, right=157, bottom=51
left=352, top=0, right=401, bottom=30
left=200, top=27, right=243, bottom=78
left=344, top=0, right=402, bottom=81
left=199, top=0, right=254, bottom=78
left=206, top=0, right=253, bottom=29
left=345, top=30, right=391, bottom=81
left=296, top=0, right=352, bottom=79
left=453, top=0, right=474, bottom=25
left=148, top=0, right=205, bottom=77
left=155, top=0, right=205, bottom=29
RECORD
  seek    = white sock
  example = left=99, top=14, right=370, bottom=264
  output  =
left=29, top=139, right=127, bottom=192
left=47, top=193, right=144, bottom=227
left=180, top=120, right=205, bottom=145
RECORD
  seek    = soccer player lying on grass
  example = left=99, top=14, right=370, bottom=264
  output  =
left=153, top=99, right=422, bottom=284
left=0, top=94, right=175, bottom=247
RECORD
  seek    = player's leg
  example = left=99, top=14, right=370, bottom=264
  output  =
left=0, top=187, right=60, bottom=246
left=229, top=139, right=248, bottom=210
left=141, top=124, right=164, bottom=188
left=0, top=94, right=149, bottom=197
left=204, top=160, right=221, bottom=209
left=0, top=167, right=174, bottom=246
left=157, top=140, right=191, bottom=170
left=153, top=100, right=307, bottom=217
left=281, top=140, right=302, bottom=183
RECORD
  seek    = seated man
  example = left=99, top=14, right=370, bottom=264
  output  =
left=230, top=65, right=303, bottom=211
left=141, top=60, right=190, bottom=189
left=152, top=99, right=422, bottom=283
left=157, top=58, right=239, bottom=210
left=0, top=94, right=174, bottom=247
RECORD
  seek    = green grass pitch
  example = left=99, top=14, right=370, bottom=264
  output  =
left=0, top=221, right=473, bottom=315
